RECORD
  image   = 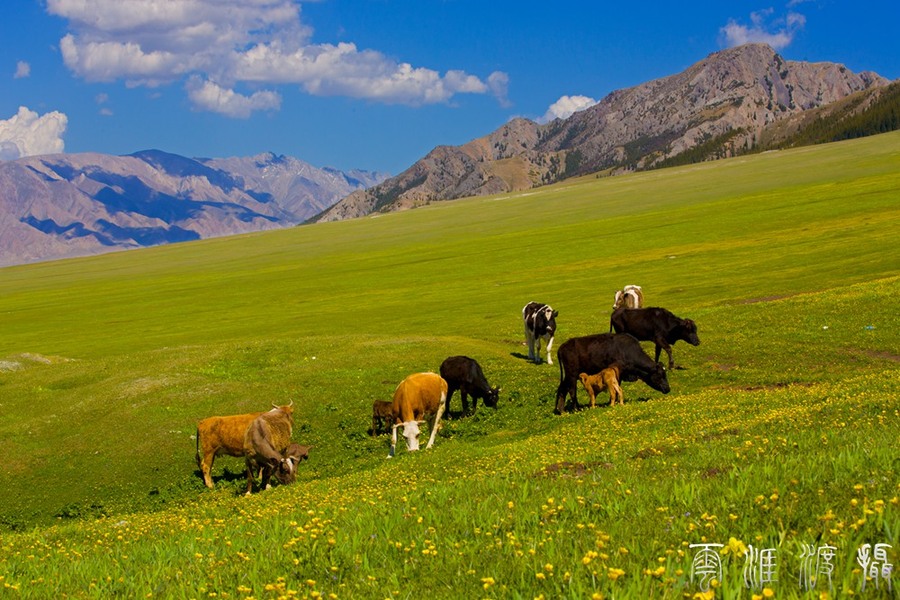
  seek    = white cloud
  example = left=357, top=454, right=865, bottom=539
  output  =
left=537, top=95, right=599, bottom=124
left=14, top=61, right=31, bottom=79
left=47, top=0, right=508, bottom=115
left=186, top=77, right=281, bottom=118
left=0, top=107, right=68, bottom=160
left=721, top=9, right=806, bottom=50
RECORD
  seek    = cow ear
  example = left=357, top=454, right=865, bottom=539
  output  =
left=553, top=310, right=559, bottom=318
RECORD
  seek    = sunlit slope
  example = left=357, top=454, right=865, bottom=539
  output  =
left=0, top=132, right=897, bottom=529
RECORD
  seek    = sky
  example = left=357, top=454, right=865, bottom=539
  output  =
left=1, top=1, right=898, bottom=175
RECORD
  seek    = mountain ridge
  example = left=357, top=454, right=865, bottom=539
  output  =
left=315, top=44, right=891, bottom=222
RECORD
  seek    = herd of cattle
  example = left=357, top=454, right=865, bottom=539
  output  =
left=195, top=284, right=700, bottom=493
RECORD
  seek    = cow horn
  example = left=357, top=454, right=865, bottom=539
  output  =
left=271, top=402, right=279, bottom=409
left=288, top=400, right=294, bottom=407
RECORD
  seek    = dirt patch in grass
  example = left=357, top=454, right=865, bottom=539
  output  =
left=855, top=349, right=900, bottom=363
left=535, top=461, right=614, bottom=478
left=702, top=466, right=733, bottom=479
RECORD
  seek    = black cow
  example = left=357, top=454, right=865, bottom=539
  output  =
left=523, top=301, right=559, bottom=364
left=439, top=356, right=500, bottom=416
left=609, top=307, right=700, bottom=369
left=555, top=333, right=670, bottom=414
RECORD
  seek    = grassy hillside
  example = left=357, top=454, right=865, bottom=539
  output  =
left=0, top=132, right=898, bottom=598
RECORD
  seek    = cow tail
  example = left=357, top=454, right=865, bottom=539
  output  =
left=195, top=427, right=202, bottom=468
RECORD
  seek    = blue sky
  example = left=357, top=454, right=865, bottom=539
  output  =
left=1, top=1, right=897, bottom=174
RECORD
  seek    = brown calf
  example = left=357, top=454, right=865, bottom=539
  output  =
left=579, top=366, right=623, bottom=407
left=371, top=400, right=393, bottom=435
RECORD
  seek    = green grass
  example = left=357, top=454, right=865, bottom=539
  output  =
left=0, top=132, right=898, bottom=598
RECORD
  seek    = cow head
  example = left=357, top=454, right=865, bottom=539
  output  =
left=681, top=319, right=701, bottom=346
left=272, top=444, right=310, bottom=485
left=483, top=386, right=501, bottom=408
left=399, top=420, right=424, bottom=451
left=645, top=363, right=670, bottom=394
left=535, top=307, right=558, bottom=336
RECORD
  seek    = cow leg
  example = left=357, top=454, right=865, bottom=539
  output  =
left=555, top=376, right=577, bottom=414
left=613, top=382, right=624, bottom=405
left=200, top=451, right=216, bottom=489
left=444, top=387, right=455, bottom=417
left=656, top=341, right=675, bottom=370
left=244, top=466, right=255, bottom=496
left=426, top=399, right=445, bottom=450
left=461, top=389, right=470, bottom=415
left=388, top=424, right=399, bottom=458
left=525, top=329, right=536, bottom=362
left=544, top=335, right=554, bottom=365
left=260, top=465, right=273, bottom=491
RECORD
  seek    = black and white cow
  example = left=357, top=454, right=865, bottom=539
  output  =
left=522, top=302, right=558, bottom=365
left=612, top=285, right=644, bottom=311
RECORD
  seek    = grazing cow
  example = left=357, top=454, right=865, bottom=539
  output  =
left=371, top=400, right=394, bottom=435
left=613, top=285, right=644, bottom=310
left=439, top=355, right=500, bottom=416
left=523, top=302, right=559, bottom=365
left=196, top=405, right=290, bottom=489
left=389, top=372, right=448, bottom=457
left=609, top=306, right=700, bottom=369
left=243, top=404, right=297, bottom=495
left=579, top=366, right=623, bottom=407
left=555, top=333, right=669, bottom=414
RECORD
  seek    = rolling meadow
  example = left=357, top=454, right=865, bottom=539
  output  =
left=0, top=132, right=898, bottom=598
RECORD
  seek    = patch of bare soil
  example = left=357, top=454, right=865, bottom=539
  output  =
left=854, top=349, right=900, bottom=363
left=702, top=466, right=733, bottom=479
left=535, top=461, right=614, bottom=479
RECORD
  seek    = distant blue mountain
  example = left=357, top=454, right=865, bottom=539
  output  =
left=0, top=150, right=389, bottom=266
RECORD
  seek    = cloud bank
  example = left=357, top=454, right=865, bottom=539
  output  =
left=721, top=8, right=806, bottom=50
left=47, top=0, right=509, bottom=116
left=537, top=95, right=599, bottom=124
left=0, top=107, right=68, bottom=160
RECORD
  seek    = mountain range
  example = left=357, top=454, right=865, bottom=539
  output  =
left=0, top=150, right=386, bottom=266
left=313, top=43, right=893, bottom=222
left=1, top=43, right=896, bottom=266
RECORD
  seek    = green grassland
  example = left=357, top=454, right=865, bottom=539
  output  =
left=0, top=132, right=898, bottom=598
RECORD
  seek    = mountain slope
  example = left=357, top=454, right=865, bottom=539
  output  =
left=316, top=44, right=889, bottom=222
left=0, top=151, right=386, bottom=266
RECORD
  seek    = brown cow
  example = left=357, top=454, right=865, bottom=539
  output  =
left=243, top=404, right=296, bottom=495
left=389, top=372, right=448, bottom=457
left=579, top=366, right=623, bottom=407
left=197, top=408, right=265, bottom=489
left=371, top=400, right=393, bottom=436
